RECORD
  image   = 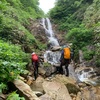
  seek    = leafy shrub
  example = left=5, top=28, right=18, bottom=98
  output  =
left=0, top=40, right=28, bottom=83
left=43, top=62, right=51, bottom=67
left=65, top=25, right=93, bottom=61
left=83, top=48, right=94, bottom=60
left=0, top=0, right=44, bottom=50
left=66, top=25, right=93, bottom=49
left=7, top=91, right=25, bottom=100
left=0, top=83, right=7, bottom=94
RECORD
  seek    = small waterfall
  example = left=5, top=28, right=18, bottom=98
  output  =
left=76, top=67, right=99, bottom=85
left=42, top=18, right=59, bottom=46
left=41, top=18, right=60, bottom=65
left=44, top=50, right=61, bottom=65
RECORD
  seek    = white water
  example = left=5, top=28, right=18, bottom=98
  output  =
left=42, top=18, right=60, bottom=65
left=76, top=67, right=98, bottom=84
left=42, top=18, right=59, bottom=46
left=44, top=50, right=61, bottom=65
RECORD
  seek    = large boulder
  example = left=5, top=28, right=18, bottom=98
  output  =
left=42, top=80, right=72, bottom=100
left=52, top=75, right=80, bottom=95
left=30, top=76, right=44, bottom=93
left=39, top=94, right=51, bottom=100
left=52, top=75, right=76, bottom=85
left=13, top=79, right=40, bottom=100
left=76, top=86, right=100, bottom=100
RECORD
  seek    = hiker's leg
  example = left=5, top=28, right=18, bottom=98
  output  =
left=65, top=60, right=69, bottom=76
left=35, top=61, right=39, bottom=75
left=59, top=63, right=63, bottom=74
left=65, top=65, right=69, bottom=76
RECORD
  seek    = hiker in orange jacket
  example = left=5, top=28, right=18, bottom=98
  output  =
left=59, top=46, right=72, bottom=76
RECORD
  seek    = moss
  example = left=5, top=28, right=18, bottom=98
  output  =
left=65, top=83, right=80, bottom=95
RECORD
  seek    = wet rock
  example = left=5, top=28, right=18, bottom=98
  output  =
left=38, top=67, right=46, bottom=76
left=78, top=82, right=87, bottom=88
left=53, top=63, right=60, bottom=67
left=51, top=46, right=61, bottom=51
left=44, top=66, right=56, bottom=77
left=75, top=66, right=100, bottom=85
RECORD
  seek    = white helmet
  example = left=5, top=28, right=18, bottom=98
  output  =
left=32, top=52, right=35, bottom=55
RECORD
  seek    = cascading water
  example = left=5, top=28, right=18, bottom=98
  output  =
left=42, top=18, right=61, bottom=65
left=42, top=18, right=59, bottom=46
left=75, top=67, right=100, bottom=85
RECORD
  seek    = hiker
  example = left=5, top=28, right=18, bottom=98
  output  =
left=59, top=45, right=72, bottom=76
left=31, top=52, right=39, bottom=79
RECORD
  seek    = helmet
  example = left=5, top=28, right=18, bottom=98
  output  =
left=31, top=52, right=35, bottom=55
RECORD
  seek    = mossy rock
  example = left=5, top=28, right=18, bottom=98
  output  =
left=65, top=83, right=80, bottom=95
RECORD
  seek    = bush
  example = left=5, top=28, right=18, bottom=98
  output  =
left=65, top=25, right=93, bottom=61
left=0, top=40, right=28, bottom=83
left=0, top=83, right=7, bottom=94
left=7, top=91, right=25, bottom=100
left=83, top=48, right=94, bottom=60
left=66, top=25, right=93, bottom=49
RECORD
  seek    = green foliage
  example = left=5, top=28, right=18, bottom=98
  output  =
left=65, top=25, right=93, bottom=61
left=43, top=62, right=51, bottom=67
left=7, top=91, right=25, bottom=100
left=82, top=47, right=95, bottom=60
left=0, top=40, right=28, bottom=83
left=49, top=0, right=89, bottom=31
left=0, top=83, right=7, bottom=94
left=0, top=0, right=44, bottom=50
left=66, top=25, right=93, bottom=49
left=65, top=83, right=80, bottom=95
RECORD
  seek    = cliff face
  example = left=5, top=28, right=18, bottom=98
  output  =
left=28, top=19, right=47, bottom=44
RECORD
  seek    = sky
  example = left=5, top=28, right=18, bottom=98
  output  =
left=39, top=0, right=56, bottom=14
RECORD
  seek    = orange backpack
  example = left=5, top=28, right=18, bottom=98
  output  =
left=63, top=47, right=71, bottom=59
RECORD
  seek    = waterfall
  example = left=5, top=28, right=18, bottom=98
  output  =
left=42, top=18, right=59, bottom=46
left=42, top=18, right=61, bottom=65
